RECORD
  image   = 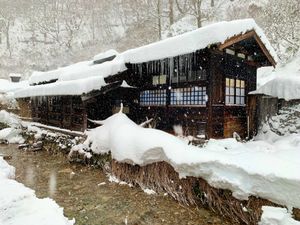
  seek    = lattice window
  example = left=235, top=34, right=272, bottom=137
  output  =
left=140, top=89, right=166, bottom=106
left=170, top=86, right=207, bottom=105
left=225, top=78, right=245, bottom=105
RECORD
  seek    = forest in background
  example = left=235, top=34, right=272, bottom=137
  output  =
left=0, top=0, right=299, bottom=78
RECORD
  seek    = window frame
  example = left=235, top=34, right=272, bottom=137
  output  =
left=225, top=78, right=246, bottom=106
left=140, top=89, right=167, bottom=107
left=170, top=86, right=207, bottom=106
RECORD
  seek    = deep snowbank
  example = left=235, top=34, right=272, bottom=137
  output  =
left=259, top=206, right=300, bottom=225
left=73, top=111, right=300, bottom=211
left=0, top=110, right=24, bottom=144
left=0, top=157, right=74, bottom=225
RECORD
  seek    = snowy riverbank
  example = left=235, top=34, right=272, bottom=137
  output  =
left=1, top=109, right=300, bottom=224
left=0, top=157, right=74, bottom=225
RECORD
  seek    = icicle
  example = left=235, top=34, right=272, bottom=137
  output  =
left=88, top=119, right=105, bottom=125
left=139, top=118, right=153, bottom=127
left=119, top=103, right=124, bottom=114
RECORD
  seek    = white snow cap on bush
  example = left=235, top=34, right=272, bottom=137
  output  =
left=78, top=110, right=300, bottom=210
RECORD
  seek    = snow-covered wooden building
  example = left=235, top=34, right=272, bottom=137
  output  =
left=14, top=19, right=277, bottom=138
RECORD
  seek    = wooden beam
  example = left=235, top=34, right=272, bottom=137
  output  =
left=219, top=30, right=256, bottom=51
left=253, top=33, right=277, bottom=67
left=219, top=30, right=276, bottom=68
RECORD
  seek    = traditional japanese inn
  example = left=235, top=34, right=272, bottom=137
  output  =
left=14, top=19, right=277, bottom=139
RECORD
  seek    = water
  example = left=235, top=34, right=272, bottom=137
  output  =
left=0, top=144, right=232, bottom=225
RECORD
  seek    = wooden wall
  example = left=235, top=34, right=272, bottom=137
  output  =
left=207, top=49, right=257, bottom=139
left=31, top=96, right=87, bottom=132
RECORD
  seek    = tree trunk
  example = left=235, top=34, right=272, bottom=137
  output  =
left=5, top=21, right=12, bottom=58
left=157, top=0, right=162, bottom=40
left=196, top=0, right=202, bottom=28
left=169, top=0, right=174, bottom=25
left=92, top=8, right=95, bottom=42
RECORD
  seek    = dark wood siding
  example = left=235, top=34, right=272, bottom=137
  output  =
left=31, top=96, right=87, bottom=132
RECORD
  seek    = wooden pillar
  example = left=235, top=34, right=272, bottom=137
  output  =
left=207, top=50, right=225, bottom=139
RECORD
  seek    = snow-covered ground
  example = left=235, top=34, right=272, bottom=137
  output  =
left=0, top=157, right=74, bottom=225
left=0, top=110, right=24, bottom=144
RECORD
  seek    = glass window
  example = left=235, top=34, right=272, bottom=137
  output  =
left=225, top=78, right=246, bottom=105
left=170, top=86, right=207, bottom=106
left=140, top=89, right=166, bottom=106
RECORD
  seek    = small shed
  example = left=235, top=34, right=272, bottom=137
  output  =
left=249, top=73, right=300, bottom=135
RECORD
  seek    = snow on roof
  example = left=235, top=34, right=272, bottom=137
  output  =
left=18, top=19, right=277, bottom=98
left=0, top=79, right=29, bottom=94
left=17, top=57, right=126, bottom=98
left=93, top=49, right=118, bottom=62
left=58, top=57, right=125, bottom=82
left=120, top=18, right=278, bottom=64
left=28, top=56, right=125, bottom=82
left=252, top=75, right=300, bottom=100
left=253, top=52, right=300, bottom=100
left=29, top=61, right=92, bottom=85
left=9, top=73, right=22, bottom=78
left=14, top=76, right=107, bottom=98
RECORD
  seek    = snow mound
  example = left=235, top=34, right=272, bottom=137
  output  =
left=75, top=111, right=300, bottom=210
left=0, top=111, right=24, bottom=144
left=0, top=127, right=25, bottom=144
left=0, top=110, right=22, bottom=127
left=0, top=157, right=74, bottom=225
left=93, top=49, right=118, bottom=62
left=0, top=157, right=15, bottom=179
left=259, top=206, right=300, bottom=225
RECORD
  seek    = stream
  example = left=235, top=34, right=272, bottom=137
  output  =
left=0, top=144, right=232, bottom=225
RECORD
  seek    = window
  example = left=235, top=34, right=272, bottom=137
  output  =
left=225, top=78, right=245, bottom=105
left=171, top=54, right=207, bottom=84
left=171, top=86, right=206, bottom=106
left=140, top=89, right=166, bottom=106
left=225, top=49, right=235, bottom=55
left=152, top=75, right=167, bottom=85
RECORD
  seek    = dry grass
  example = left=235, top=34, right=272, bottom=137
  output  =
left=111, top=160, right=289, bottom=225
